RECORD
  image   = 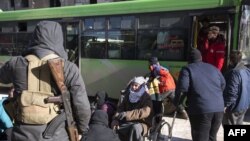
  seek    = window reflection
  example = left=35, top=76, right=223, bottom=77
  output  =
left=84, top=18, right=105, bottom=30
left=81, top=14, right=188, bottom=61
left=239, top=5, right=250, bottom=64
left=107, top=31, right=135, bottom=59
left=0, top=33, right=32, bottom=57
left=82, top=31, right=106, bottom=58
left=138, top=13, right=189, bottom=61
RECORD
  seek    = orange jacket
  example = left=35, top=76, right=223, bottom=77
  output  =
left=151, top=65, right=176, bottom=93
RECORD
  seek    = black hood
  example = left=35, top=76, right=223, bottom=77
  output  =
left=90, top=110, right=109, bottom=127
left=95, top=91, right=108, bottom=108
left=22, top=21, right=68, bottom=59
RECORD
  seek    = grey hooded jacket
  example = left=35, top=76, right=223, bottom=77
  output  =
left=0, top=21, right=91, bottom=141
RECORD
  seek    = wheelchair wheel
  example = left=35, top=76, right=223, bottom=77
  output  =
left=149, top=119, right=171, bottom=141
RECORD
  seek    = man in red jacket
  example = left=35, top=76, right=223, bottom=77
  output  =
left=203, top=26, right=225, bottom=71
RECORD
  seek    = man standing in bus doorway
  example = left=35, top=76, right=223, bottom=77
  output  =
left=0, top=21, right=91, bottom=141
left=175, top=48, right=225, bottom=141
left=147, top=57, right=188, bottom=120
left=203, top=26, right=225, bottom=71
left=223, top=50, right=250, bottom=125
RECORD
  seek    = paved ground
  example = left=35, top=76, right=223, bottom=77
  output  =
left=155, top=109, right=250, bottom=141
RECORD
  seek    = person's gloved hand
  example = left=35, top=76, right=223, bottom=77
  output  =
left=116, top=112, right=127, bottom=120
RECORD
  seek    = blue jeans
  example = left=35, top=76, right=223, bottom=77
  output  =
left=189, top=112, right=223, bottom=141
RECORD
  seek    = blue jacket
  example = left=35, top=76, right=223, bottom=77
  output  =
left=0, top=99, right=13, bottom=133
left=223, top=63, right=250, bottom=112
left=176, top=61, right=225, bottom=115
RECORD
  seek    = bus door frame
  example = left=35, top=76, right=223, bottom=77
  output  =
left=60, top=20, right=81, bottom=69
left=238, top=1, right=250, bottom=66
left=190, top=13, right=232, bottom=70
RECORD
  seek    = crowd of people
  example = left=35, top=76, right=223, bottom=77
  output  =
left=0, top=20, right=249, bottom=141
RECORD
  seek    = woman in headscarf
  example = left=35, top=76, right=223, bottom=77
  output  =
left=111, top=76, right=153, bottom=141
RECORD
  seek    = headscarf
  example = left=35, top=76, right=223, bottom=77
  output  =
left=129, top=76, right=147, bottom=103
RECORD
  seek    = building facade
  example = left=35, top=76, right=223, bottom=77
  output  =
left=0, top=0, right=122, bottom=11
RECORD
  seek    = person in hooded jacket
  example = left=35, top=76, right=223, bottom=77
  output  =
left=82, top=110, right=120, bottom=141
left=0, top=21, right=91, bottom=141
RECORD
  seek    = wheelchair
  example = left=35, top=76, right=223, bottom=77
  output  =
left=117, top=77, right=177, bottom=141
left=143, top=97, right=177, bottom=141
left=118, top=90, right=177, bottom=141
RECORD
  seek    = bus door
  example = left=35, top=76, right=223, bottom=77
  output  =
left=61, top=21, right=81, bottom=67
left=193, top=15, right=232, bottom=70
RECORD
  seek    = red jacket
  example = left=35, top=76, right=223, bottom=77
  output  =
left=203, top=37, right=225, bottom=71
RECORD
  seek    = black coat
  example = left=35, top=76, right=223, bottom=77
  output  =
left=84, top=110, right=120, bottom=141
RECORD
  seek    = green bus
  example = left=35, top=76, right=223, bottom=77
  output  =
left=0, top=0, right=249, bottom=99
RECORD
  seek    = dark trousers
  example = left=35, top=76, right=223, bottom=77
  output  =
left=189, top=112, right=223, bottom=141
left=117, top=122, right=143, bottom=141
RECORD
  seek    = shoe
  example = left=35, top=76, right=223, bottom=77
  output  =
left=178, top=110, right=188, bottom=119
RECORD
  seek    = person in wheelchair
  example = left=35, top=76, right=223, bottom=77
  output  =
left=111, top=76, right=153, bottom=141
left=147, top=57, right=188, bottom=120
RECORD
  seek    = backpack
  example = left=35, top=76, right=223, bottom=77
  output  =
left=15, top=54, right=60, bottom=124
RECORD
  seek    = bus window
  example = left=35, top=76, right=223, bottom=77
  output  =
left=107, top=30, right=135, bottom=59
left=15, top=33, right=32, bottom=55
left=108, top=16, right=135, bottom=59
left=139, top=14, right=159, bottom=29
left=121, top=16, right=135, bottom=29
left=84, top=18, right=94, bottom=30
left=94, top=18, right=105, bottom=30
left=109, top=17, right=121, bottom=29
left=82, top=31, right=106, bottom=58
left=138, top=13, right=189, bottom=60
left=61, top=21, right=80, bottom=65
left=0, top=34, right=15, bottom=56
left=83, top=18, right=105, bottom=30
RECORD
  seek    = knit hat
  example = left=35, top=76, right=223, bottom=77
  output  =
left=189, top=48, right=202, bottom=63
left=149, top=57, right=159, bottom=65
